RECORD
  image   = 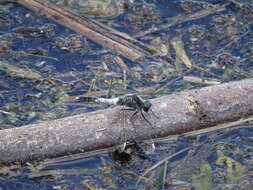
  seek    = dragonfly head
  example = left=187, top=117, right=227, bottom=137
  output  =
left=142, top=100, right=152, bottom=112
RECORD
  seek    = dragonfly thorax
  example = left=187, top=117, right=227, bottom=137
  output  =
left=117, top=95, right=152, bottom=112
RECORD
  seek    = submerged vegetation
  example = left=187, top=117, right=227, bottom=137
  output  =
left=0, top=0, right=252, bottom=189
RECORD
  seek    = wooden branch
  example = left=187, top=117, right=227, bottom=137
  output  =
left=16, top=0, right=146, bottom=61
left=0, top=79, right=253, bottom=166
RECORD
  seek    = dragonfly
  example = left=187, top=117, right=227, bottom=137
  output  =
left=76, top=94, right=153, bottom=127
left=76, top=94, right=157, bottom=153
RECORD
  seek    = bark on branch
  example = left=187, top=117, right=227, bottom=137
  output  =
left=1, top=79, right=253, bottom=166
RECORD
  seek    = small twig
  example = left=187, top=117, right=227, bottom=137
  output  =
left=15, top=51, right=58, bottom=61
left=212, top=29, right=249, bottom=57
left=182, top=115, right=253, bottom=137
left=135, top=3, right=230, bottom=37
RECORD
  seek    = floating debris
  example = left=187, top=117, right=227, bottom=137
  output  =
left=54, top=34, right=89, bottom=52
left=149, top=37, right=169, bottom=57
left=13, top=24, right=55, bottom=38
left=183, top=76, right=221, bottom=85
left=48, top=0, right=130, bottom=18
left=171, top=36, right=193, bottom=69
left=0, top=40, right=11, bottom=54
left=122, top=1, right=161, bottom=32
left=0, top=61, right=42, bottom=80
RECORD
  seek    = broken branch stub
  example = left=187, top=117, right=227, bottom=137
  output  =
left=0, top=79, right=253, bottom=165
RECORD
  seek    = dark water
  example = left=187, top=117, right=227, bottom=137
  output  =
left=0, top=0, right=252, bottom=189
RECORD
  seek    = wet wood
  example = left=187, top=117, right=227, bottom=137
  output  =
left=16, top=0, right=146, bottom=61
left=0, top=79, right=253, bottom=166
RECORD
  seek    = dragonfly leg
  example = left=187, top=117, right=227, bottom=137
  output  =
left=129, top=109, right=139, bottom=135
left=150, top=109, right=159, bottom=119
left=120, top=108, right=138, bottom=125
left=140, top=110, right=152, bottom=126
left=130, top=109, right=139, bottom=126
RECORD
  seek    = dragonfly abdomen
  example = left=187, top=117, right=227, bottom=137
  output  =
left=76, top=96, right=119, bottom=105
left=76, top=96, right=97, bottom=103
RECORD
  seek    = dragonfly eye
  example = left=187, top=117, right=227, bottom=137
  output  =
left=143, top=101, right=152, bottom=112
